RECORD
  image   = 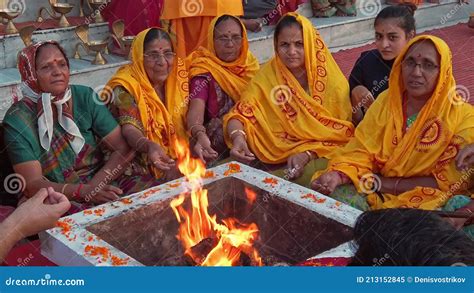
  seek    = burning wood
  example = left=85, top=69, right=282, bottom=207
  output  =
left=170, top=140, right=263, bottom=266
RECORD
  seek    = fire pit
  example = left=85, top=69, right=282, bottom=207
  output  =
left=40, top=160, right=361, bottom=266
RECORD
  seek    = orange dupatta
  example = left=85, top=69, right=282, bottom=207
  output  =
left=107, top=28, right=189, bottom=176
left=318, top=35, right=474, bottom=210
left=161, top=0, right=244, bottom=58
left=223, top=13, right=354, bottom=164
left=188, top=15, right=260, bottom=102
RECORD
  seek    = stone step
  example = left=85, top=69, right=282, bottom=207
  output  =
left=0, top=21, right=110, bottom=69
left=1, top=0, right=104, bottom=23
left=248, top=0, right=474, bottom=63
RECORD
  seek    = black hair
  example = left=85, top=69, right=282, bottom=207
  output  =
left=349, top=208, right=474, bottom=266
left=143, top=28, right=173, bottom=52
left=374, top=4, right=416, bottom=35
left=214, top=14, right=243, bottom=36
left=274, top=15, right=302, bottom=43
left=35, top=42, right=69, bottom=69
left=215, top=14, right=242, bottom=29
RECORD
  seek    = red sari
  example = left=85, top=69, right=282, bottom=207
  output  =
left=102, top=0, right=164, bottom=36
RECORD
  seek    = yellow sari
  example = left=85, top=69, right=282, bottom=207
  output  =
left=223, top=12, right=354, bottom=164
left=188, top=15, right=260, bottom=102
left=107, top=28, right=189, bottom=176
left=316, top=35, right=474, bottom=210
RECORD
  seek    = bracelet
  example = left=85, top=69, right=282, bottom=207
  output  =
left=61, top=183, right=69, bottom=195
left=72, top=183, right=84, bottom=199
left=335, top=171, right=348, bottom=185
left=305, top=150, right=313, bottom=162
left=135, top=136, right=148, bottom=150
left=192, top=129, right=207, bottom=139
left=188, top=124, right=206, bottom=137
left=393, top=177, right=403, bottom=195
left=229, top=129, right=246, bottom=140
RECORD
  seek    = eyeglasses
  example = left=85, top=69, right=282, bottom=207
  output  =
left=214, top=36, right=243, bottom=45
left=402, top=59, right=439, bottom=73
left=144, top=51, right=176, bottom=62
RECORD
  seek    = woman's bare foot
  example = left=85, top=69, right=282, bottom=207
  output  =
left=241, top=18, right=263, bottom=32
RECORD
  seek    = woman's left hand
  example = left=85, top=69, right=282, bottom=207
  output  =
left=455, top=143, right=474, bottom=170
left=286, top=152, right=312, bottom=180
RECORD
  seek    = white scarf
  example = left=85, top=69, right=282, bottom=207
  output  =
left=21, top=83, right=85, bottom=154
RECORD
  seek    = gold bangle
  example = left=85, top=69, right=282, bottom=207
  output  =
left=188, top=124, right=206, bottom=137
left=305, top=150, right=313, bottom=161
left=61, top=183, right=69, bottom=195
left=229, top=129, right=246, bottom=140
left=135, top=136, right=148, bottom=150
left=393, top=177, right=403, bottom=195
left=193, top=129, right=207, bottom=139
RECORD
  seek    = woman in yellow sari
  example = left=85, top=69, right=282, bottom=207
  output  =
left=311, top=35, right=474, bottom=211
left=106, top=28, right=189, bottom=181
left=223, top=13, right=354, bottom=186
left=186, top=14, right=259, bottom=164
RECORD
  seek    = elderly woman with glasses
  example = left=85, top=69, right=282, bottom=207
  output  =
left=106, top=28, right=189, bottom=181
left=186, top=15, right=259, bottom=165
left=311, top=35, right=474, bottom=211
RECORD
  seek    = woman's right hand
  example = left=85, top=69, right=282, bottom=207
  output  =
left=147, top=141, right=175, bottom=171
left=230, top=135, right=255, bottom=164
left=193, top=132, right=218, bottom=163
left=81, top=184, right=123, bottom=204
left=311, top=171, right=344, bottom=195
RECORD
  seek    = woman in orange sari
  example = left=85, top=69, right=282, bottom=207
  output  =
left=224, top=13, right=354, bottom=186
left=106, top=28, right=189, bottom=181
left=311, top=35, right=474, bottom=211
left=186, top=15, right=259, bottom=164
left=160, top=0, right=244, bottom=58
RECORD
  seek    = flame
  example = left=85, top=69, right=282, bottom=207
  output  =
left=245, top=187, right=257, bottom=205
left=170, top=139, right=263, bottom=266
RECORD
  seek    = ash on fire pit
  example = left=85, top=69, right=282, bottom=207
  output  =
left=40, top=162, right=361, bottom=266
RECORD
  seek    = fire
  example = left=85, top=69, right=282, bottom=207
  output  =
left=170, top=140, right=263, bottom=266
left=245, top=187, right=257, bottom=205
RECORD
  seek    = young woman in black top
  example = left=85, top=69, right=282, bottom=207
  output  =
left=349, top=5, right=416, bottom=125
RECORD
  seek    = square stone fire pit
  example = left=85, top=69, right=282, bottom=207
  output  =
left=40, top=162, right=362, bottom=266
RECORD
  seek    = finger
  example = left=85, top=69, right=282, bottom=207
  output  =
left=243, top=144, right=255, bottom=158
left=34, top=188, right=50, bottom=204
left=101, top=191, right=120, bottom=201
left=311, top=180, right=323, bottom=192
left=105, top=185, right=123, bottom=195
left=293, top=164, right=304, bottom=179
left=51, top=199, right=71, bottom=216
left=153, top=159, right=172, bottom=170
left=231, top=149, right=252, bottom=163
left=203, top=145, right=218, bottom=156
left=48, top=188, right=69, bottom=204
left=455, top=150, right=468, bottom=169
left=466, top=156, right=474, bottom=167
left=287, top=157, right=296, bottom=170
left=195, top=147, right=206, bottom=163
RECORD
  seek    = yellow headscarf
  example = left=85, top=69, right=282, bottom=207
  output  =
left=223, top=12, right=354, bottom=164
left=318, top=35, right=474, bottom=210
left=107, top=28, right=189, bottom=171
left=187, top=15, right=260, bottom=102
